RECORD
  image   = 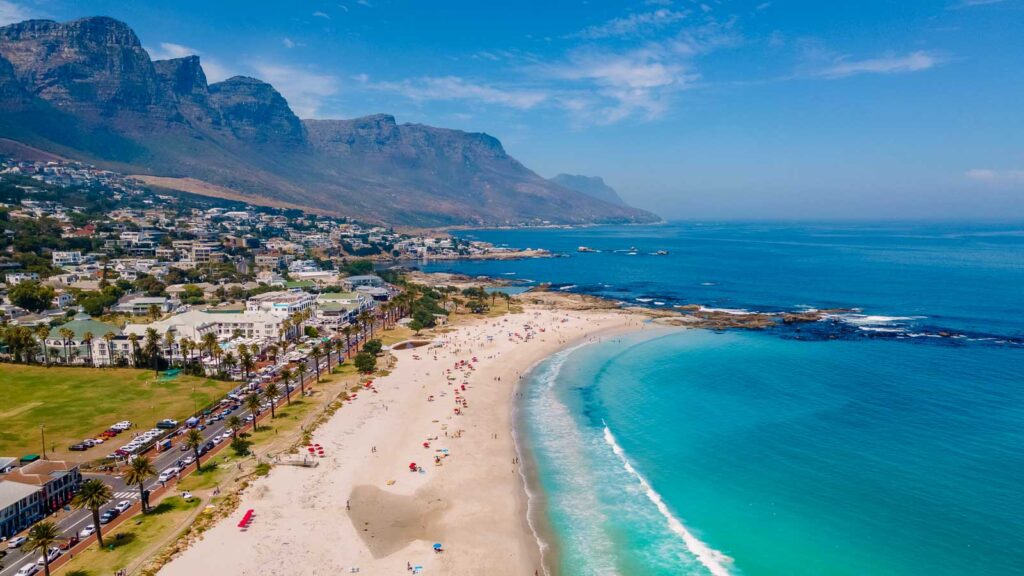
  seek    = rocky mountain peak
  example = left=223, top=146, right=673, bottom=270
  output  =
left=208, top=76, right=304, bottom=144
left=154, top=55, right=208, bottom=98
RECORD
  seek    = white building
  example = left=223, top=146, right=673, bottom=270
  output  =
left=4, top=272, right=39, bottom=284
left=124, top=309, right=294, bottom=343
left=52, top=251, right=83, bottom=267
left=246, top=290, right=316, bottom=317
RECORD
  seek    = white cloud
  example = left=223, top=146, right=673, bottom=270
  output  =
left=360, top=75, right=548, bottom=110
left=0, top=0, right=34, bottom=25
left=282, top=38, right=296, bottom=49
left=573, top=9, right=688, bottom=39
left=312, top=10, right=330, bottom=19
left=966, top=168, right=1024, bottom=184
left=146, top=42, right=235, bottom=82
left=817, top=51, right=940, bottom=79
left=250, top=63, right=339, bottom=118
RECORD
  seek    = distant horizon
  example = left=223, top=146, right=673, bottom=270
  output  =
left=2, top=0, right=1021, bottom=220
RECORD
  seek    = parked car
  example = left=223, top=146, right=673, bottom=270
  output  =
left=68, top=443, right=87, bottom=451
left=157, top=467, right=179, bottom=482
left=156, top=419, right=179, bottom=430
left=16, top=562, right=39, bottom=576
left=58, top=536, right=79, bottom=551
left=78, top=525, right=96, bottom=538
left=7, top=536, right=27, bottom=549
left=115, top=500, right=132, bottom=513
left=99, top=509, right=118, bottom=524
left=35, top=547, right=60, bottom=565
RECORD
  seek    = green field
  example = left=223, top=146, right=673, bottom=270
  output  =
left=0, top=364, right=235, bottom=458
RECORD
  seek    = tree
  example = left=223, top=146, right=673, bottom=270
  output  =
left=409, top=318, right=424, bottom=335
left=102, top=331, right=116, bottom=366
left=263, top=381, right=280, bottom=418
left=125, top=456, right=156, bottom=513
left=310, top=344, right=322, bottom=381
left=296, top=362, right=308, bottom=396
left=227, top=415, right=243, bottom=439
left=245, top=393, right=261, bottom=430
left=184, top=429, right=205, bottom=472
left=58, top=327, right=74, bottom=364
left=163, top=330, right=176, bottom=366
left=10, top=280, right=55, bottom=313
left=34, top=325, right=50, bottom=366
left=143, top=327, right=161, bottom=375
left=148, top=303, right=160, bottom=319
left=240, top=348, right=255, bottom=379
left=279, top=369, right=292, bottom=405
left=354, top=351, right=376, bottom=374
left=128, top=333, right=140, bottom=367
left=341, top=325, right=354, bottom=357
left=24, top=520, right=61, bottom=576
left=363, top=339, right=382, bottom=356
left=81, top=330, right=95, bottom=364
left=71, top=478, right=112, bottom=548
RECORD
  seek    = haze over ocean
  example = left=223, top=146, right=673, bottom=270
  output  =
left=426, top=222, right=1024, bottom=575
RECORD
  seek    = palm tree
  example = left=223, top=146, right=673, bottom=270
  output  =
left=279, top=369, right=292, bottom=405
left=148, top=303, right=160, bottom=319
left=227, top=415, right=243, bottom=439
left=128, top=333, right=140, bottom=366
left=125, top=456, right=156, bottom=513
left=245, top=393, right=261, bottom=429
left=102, top=331, right=116, bottom=366
left=222, top=351, right=238, bottom=377
left=296, top=362, right=308, bottom=396
left=310, top=344, right=322, bottom=381
left=267, top=343, right=279, bottom=362
left=341, top=325, right=354, bottom=358
left=179, top=338, right=193, bottom=369
left=263, top=382, right=280, bottom=418
left=35, top=325, right=50, bottom=366
left=58, top=327, right=74, bottom=364
left=82, top=331, right=95, bottom=367
left=24, top=521, right=61, bottom=576
left=163, top=330, right=176, bottom=367
left=201, top=332, right=219, bottom=367
left=71, top=478, right=112, bottom=548
left=143, top=327, right=161, bottom=375
left=357, top=310, right=373, bottom=341
left=184, top=429, right=205, bottom=472
left=240, top=348, right=254, bottom=380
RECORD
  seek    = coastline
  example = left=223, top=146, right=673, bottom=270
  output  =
left=157, top=304, right=646, bottom=575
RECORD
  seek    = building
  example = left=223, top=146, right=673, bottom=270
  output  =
left=51, top=251, right=83, bottom=267
left=4, top=271, right=39, bottom=284
left=342, top=274, right=385, bottom=290
left=246, top=290, right=316, bottom=317
left=2, top=460, right=81, bottom=514
left=124, top=308, right=294, bottom=343
left=0, top=480, right=43, bottom=539
left=45, top=313, right=121, bottom=364
left=316, top=291, right=372, bottom=323
left=113, top=294, right=180, bottom=316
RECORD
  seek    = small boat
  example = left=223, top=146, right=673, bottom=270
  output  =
left=656, top=250, right=669, bottom=255
left=577, top=246, right=597, bottom=253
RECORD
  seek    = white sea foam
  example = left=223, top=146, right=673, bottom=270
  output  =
left=603, top=425, right=734, bottom=576
left=558, top=284, right=577, bottom=291
left=699, top=306, right=751, bottom=315
left=636, top=297, right=655, bottom=303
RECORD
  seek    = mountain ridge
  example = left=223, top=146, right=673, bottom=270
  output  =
left=0, top=16, right=658, bottom=227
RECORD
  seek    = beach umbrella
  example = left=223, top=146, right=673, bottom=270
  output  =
left=433, top=543, right=443, bottom=550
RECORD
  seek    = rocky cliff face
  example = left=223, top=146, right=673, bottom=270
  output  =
left=0, top=16, right=658, bottom=226
left=550, top=174, right=628, bottom=206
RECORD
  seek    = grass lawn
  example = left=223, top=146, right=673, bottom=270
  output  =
left=0, top=364, right=234, bottom=458
left=62, top=496, right=202, bottom=576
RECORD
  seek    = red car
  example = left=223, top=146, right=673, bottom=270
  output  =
left=58, top=536, right=79, bottom=551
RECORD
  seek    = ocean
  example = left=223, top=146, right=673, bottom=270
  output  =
left=422, top=223, right=1024, bottom=576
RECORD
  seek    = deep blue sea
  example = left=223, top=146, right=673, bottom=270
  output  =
left=421, top=223, right=1024, bottom=576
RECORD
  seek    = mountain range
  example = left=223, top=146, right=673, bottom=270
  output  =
left=0, top=16, right=657, bottom=227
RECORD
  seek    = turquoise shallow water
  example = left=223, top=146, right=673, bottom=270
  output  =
left=428, top=223, right=1024, bottom=575
left=522, top=330, right=1024, bottom=575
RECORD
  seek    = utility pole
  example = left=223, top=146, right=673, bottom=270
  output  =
left=41, top=424, right=47, bottom=460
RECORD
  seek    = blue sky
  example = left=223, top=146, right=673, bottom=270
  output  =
left=3, top=0, right=1023, bottom=219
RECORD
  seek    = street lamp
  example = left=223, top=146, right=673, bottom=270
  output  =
left=40, top=424, right=47, bottom=460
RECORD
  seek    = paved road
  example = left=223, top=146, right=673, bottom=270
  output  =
left=0, top=345, right=341, bottom=576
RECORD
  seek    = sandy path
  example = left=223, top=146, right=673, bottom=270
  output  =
left=159, top=307, right=640, bottom=576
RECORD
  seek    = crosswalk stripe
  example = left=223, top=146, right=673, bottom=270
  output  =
left=113, top=491, right=137, bottom=499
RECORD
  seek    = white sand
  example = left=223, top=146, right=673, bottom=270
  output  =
left=159, top=307, right=639, bottom=576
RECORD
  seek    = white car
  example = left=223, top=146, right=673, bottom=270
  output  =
left=158, top=467, right=179, bottom=482
left=7, top=535, right=27, bottom=548
left=16, top=563, right=40, bottom=576
left=36, top=547, right=60, bottom=565
left=182, top=455, right=195, bottom=466
left=79, top=524, right=96, bottom=538
left=115, top=500, right=132, bottom=513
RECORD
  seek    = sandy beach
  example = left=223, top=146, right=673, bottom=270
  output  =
left=159, top=306, right=641, bottom=576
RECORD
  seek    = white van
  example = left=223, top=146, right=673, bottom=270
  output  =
left=157, top=467, right=179, bottom=482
